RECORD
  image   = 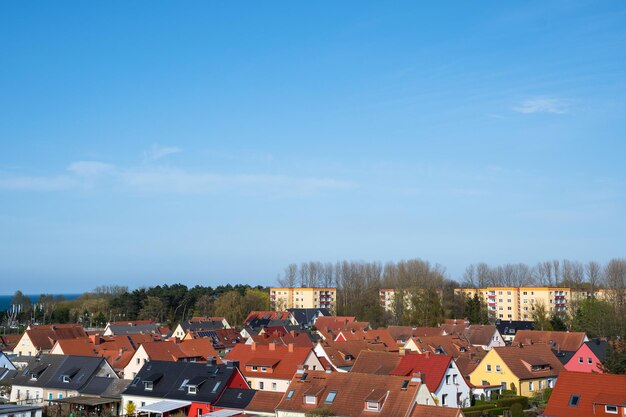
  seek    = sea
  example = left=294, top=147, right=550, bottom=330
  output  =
left=0, top=294, right=81, bottom=312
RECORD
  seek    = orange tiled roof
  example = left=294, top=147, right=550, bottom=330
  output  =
left=317, top=340, right=388, bottom=369
left=25, top=324, right=87, bottom=350
left=492, top=344, right=564, bottom=380
left=246, top=391, right=284, bottom=413
left=409, top=405, right=463, bottom=417
left=226, top=343, right=315, bottom=380
left=512, top=330, right=586, bottom=352
left=276, top=370, right=424, bottom=417
left=350, top=351, right=402, bottom=374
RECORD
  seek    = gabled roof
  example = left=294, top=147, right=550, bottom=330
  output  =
left=512, top=330, right=586, bottom=352
left=350, top=351, right=402, bottom=375
left=187, top=328, right=242, bottom=350
left=214, top=388, right=256, bottom=409
left=251, top=330, right=313, bottom=348
left=179, top=319, right=226, bottom=333
left=386, top=326, right=442, bottom=342
left=315, top=317, right=370, bottom=341
left=244, top=311, right=293, bottom=329
left=140, top=340, right=222, bottom=362
left=47, top=355, right=114, bottom=390
left=80, top=376, right=130, bottom=398
left=24, top=324, right=87, bottom=351
left=543, top=371, right=626, bottom=417
left=105, top=322, right=162, bottom=336
left=317, top=340, right=388, bottom=370
left=226, top=343, right=316, bottom=380
left=122, top=361, right=245, bottom=403
left=287, top=308, right=331, bottom=326
left=245, top=390, right=284, bottom=413
left=407, top=335, right=486, bottom=377
left=7, top=354, right=67, bottom=388
left=491, top=344, right=564, bottom=380
left=389, top=353, right=452, bottom=393
left=334, top=329, right=397, bottom=351
left=583, top=339, right=609, bottom=362
left=276, top=370, right=424, bottom=417
left=464, top=325, right=498, bottom=347
left=494, top=320, right=534, bottom=336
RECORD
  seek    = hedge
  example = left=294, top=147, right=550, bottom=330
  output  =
left=496, top=396, right=529, bottom=409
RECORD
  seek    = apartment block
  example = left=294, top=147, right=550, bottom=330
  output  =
left=270, top=287, right=336, bottom=312
left=455, top=287, right=609, bottom=321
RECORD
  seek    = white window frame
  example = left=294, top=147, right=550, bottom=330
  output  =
left=305, top=395, right=316, bottom=405
left=365, top=401, right=379, bottom=411
left=605, top=405, right=617, bottom=414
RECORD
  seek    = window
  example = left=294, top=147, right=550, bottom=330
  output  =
left=539, top=380, right=543, bottom=389
left=305, top=395, right=316, bottom=405
left=144, top=381, right=153, bottom=391
left=588, top=357, right=593, bottom=364
left=486, top=364, right=492, bottom=372
left=261, top=367, right=267, bottom=372
left=48, top=393, right=53, bottom=400
left=272, top=382, right=277, bottom=391
left=259, top=381, right=264, bottom=390
left=446, top=375, right=450, bottom=384
left=324, top=391, right=337, bottom=404
left=286, top=389, right=295, bottom=400
left=453, top=374, right=457, bottom=384
left=62, top=375, right=70, bottom=383
left=252, top=366, right=258, bottom=371
left=58, top=394, right=63, bottom=399
left=188, top=386, right=197, bottom=394
left=136, top=358, right=140, bottom=364
left=495, top=365, right=501, bottom=372
left=578, top=357, right=583, bottom=364
left=365, top=401, right=379, bottom=411
left=507, top=307, right=512, bottom=310
left=442, top=394, right=448, bottom=406
left=528, top=381, right=534, bottom=391
left=605, top=405, right=618, bottom=414
left=507, top=291, right=511, bottom=295
left=548, top=379, right=554, bottom=388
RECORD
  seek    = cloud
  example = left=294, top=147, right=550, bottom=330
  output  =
left=143, top=144, right=182, bottom=162
left=0, top=175, right=78, bottom=191
left=0, top=163, right=353, bottom=195
left=67, top=161, right=115, bottom=177
left=512, top=97, right=570, bottom=114
left=120, top=168, right=353, bottom=194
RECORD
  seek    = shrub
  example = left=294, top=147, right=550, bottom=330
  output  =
left=510, top=403, right=524, bottom=417
left=496, top=396, right=529, bottom=409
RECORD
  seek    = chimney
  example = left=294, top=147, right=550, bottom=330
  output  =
left=269, top=342, right=276, bottom=351
left=251, top=342, right=256, bottom=351
left=288, top=343, right=294, bottom=353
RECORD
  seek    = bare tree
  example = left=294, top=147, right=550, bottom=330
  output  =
left=462, top=264, right=476, bottom=288
left=585, top=261, right=602, bottom=295
left=278, top=263, right=298, bottom=287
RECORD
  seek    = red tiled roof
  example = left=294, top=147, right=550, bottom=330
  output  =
left=25, top=324, right=87, bottom=350
left=245, top=391, right=284, bottom=413
left=512, top=330, right=586, bottom=352
left=226, top=343, right=316, bottom=380
left=276, top=370, right=424, bottom=417
left=244, top=311, right=292, bottom=325
left=407, top=335, right=485, bottom=377
left=543, top=371, right=626, bottom=417
left=141, top=340, right=222, bottom=362
left=390, top=352, right=452, bottom=393
left=386, top=326, right=442, bottom=341
left=252, top=331, right=313, bottom=348
left=350, top=351, right=402, bottom=374
left=317, top=340, right=388, bottom=369
left=334, top=329, right=397, bottom=351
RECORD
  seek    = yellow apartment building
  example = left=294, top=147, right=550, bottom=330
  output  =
left=455, top=287, right=609, bottom=321
left=270, top=287, right=336, bottom=312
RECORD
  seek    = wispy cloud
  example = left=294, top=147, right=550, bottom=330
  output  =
left=0, top=162, right=353, bottom=196
left=143, top=144, right=182, bottom=162
left=67, top=161, right=115, bottom=177
left=512, top=97, right=570, bottom=114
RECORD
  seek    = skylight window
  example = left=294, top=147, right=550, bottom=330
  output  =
left=569, top=394, right=580, bottom=407
left=324, top=391, right=337, bottom=404
left=286, top=389, right=295, bottom=400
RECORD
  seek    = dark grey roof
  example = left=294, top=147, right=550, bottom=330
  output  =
left=122, top=361, right=248, bottom=404
left=181, top=321, right=225, bottom=332
left=80, top=376, right=116, bottom=396
left=214, top=388, right=255, bottom=409
left=107, top=323, right=160, bottom=335
left=287, top=308, right=331, bottom=327
left=552, top=349, right=576, bottom=365
left=0, top=404, right=42, bottom=413
left=585, top=339, right=609, bottom=361
left=8, top=354, right=67, bottom=388
left=495, top=320, right=534, bottom=336
left=101, top=378, right=132, bottom=398
left=46, top=355, right=113, bottom=391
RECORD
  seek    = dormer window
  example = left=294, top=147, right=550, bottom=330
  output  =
left=30, top=374, right=38, bottom=381
left=365, top=401, right=380, bottom=411
left=188, top=386, right=197, bottom=394
left=62, top=375, right=70, bottom=383
left=605, top=405, right=617, bottom=414
left=305, top=395, right=317, bottom=405
left=144, top=381, right=154, bottom=391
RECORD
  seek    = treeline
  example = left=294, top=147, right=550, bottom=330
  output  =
left=460, top=258, right=619, bottom=290
left=278, top=259, right=464, bottom=327
left=2, top=284, right=269, bottom=330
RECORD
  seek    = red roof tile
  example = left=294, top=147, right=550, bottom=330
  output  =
left=512, top=330, right=586, bottom=352
left=543, top=371, right=626, bottom=417
left=390, top=352, right=452, bottom=393
left=226, top=343, right=317, bottom=380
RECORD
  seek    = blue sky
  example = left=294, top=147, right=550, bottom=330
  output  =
left=1, top=2, right=625, bottom=293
